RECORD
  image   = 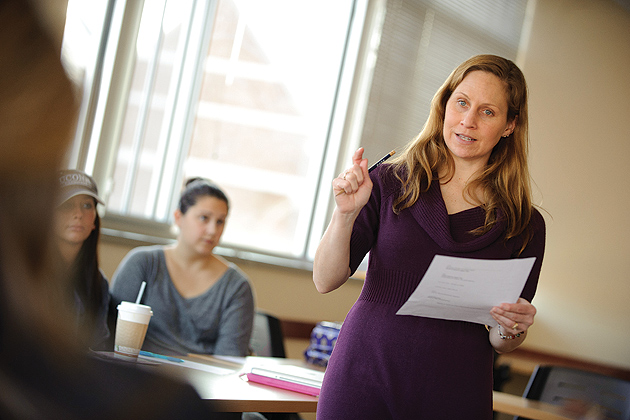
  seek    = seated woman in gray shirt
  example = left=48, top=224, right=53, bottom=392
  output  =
left=110, top=178, right=255, bottom=356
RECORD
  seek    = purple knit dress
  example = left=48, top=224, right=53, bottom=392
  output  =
left=316, top=165, right=546, bottom=420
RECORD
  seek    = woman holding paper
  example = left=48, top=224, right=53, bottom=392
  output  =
left=110, top=178, right=255, bottom=357
left=314, top=55, right=545, bottom=419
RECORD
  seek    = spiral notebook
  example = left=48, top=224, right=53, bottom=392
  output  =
left=246, top=364, right=324, bottom=396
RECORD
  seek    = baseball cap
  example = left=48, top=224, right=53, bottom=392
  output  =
left=57, top=169, right=104, bottom=206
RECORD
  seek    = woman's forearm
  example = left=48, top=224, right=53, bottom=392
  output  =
left=313, top=209, right=357, bottom=293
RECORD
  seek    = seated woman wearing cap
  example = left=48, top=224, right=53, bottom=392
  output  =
left=53, top=169, right=110, bottom=349
left=110, top=178, right=255, bottom=357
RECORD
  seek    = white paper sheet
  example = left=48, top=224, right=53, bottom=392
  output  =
left=395, top=255, right=536, bottom=326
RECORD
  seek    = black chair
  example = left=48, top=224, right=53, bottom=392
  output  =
left=249, top=310, right=286, bottom=358
left=247, top=311, right=300, bottom=420
left=492, top=350, right=512, bottom=420
left=515, top=365, right=630, bottom=420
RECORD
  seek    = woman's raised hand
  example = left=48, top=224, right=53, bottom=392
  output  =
left=332, top=147, right=373, bottom=214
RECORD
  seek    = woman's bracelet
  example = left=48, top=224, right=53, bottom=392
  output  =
left=497, top=325, right=522, bottom=340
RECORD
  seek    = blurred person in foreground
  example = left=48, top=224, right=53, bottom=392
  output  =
left=0, top=0, right=215, bottom=418
left=313, top=54, right=546, bottom=419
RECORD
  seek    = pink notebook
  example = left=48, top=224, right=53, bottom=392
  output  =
left=246, top=365, right=324, bottom=396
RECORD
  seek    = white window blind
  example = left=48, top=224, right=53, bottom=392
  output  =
left=359, top=0, right=528, bottom=164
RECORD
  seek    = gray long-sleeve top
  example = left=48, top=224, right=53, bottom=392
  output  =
left=110, top=245, right=254, bottom=356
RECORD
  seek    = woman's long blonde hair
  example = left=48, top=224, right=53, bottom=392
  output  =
left=389, top=54, right=533, bottom=250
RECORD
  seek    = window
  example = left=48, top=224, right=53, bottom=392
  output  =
left=63, top=0, right=529, bottom=269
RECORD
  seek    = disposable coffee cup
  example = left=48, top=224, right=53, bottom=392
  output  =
left=114, top=301, right=153, bottom=360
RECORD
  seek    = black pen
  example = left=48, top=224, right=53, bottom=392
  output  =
left=335, top=150, right=396, bottom=196
left=368, top=150, right=396, bottom=172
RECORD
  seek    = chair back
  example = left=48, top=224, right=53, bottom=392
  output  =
left=249, top=311, right=286, bottom=358
left=515, top=365, right=630, bottom=420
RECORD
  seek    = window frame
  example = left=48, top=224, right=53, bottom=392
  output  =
left=71, top=0, right=376, bottom=270
left=65, top=0, right=529, bottom=271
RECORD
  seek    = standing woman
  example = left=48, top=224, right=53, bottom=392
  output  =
left=313, top=55, right=546, bottom=419
left=54, top=169, right=110, bottom=349
left=110, top=178, right=255, bottom=356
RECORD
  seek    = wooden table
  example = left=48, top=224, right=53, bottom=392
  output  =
left=148, top=354, right=320, bottom=413
left=493, top=391, right=573, bottom=420
left=137, top=354, right=573, bottom=419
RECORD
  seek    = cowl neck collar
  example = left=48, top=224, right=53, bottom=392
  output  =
left=407, top=178, right=506, bottom=252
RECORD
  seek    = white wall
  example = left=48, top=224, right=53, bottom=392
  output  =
left=522, top=0, right=630, bottom=368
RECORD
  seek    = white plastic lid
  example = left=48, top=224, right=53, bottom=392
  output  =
left=117, top=301, right=153, bottom=316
